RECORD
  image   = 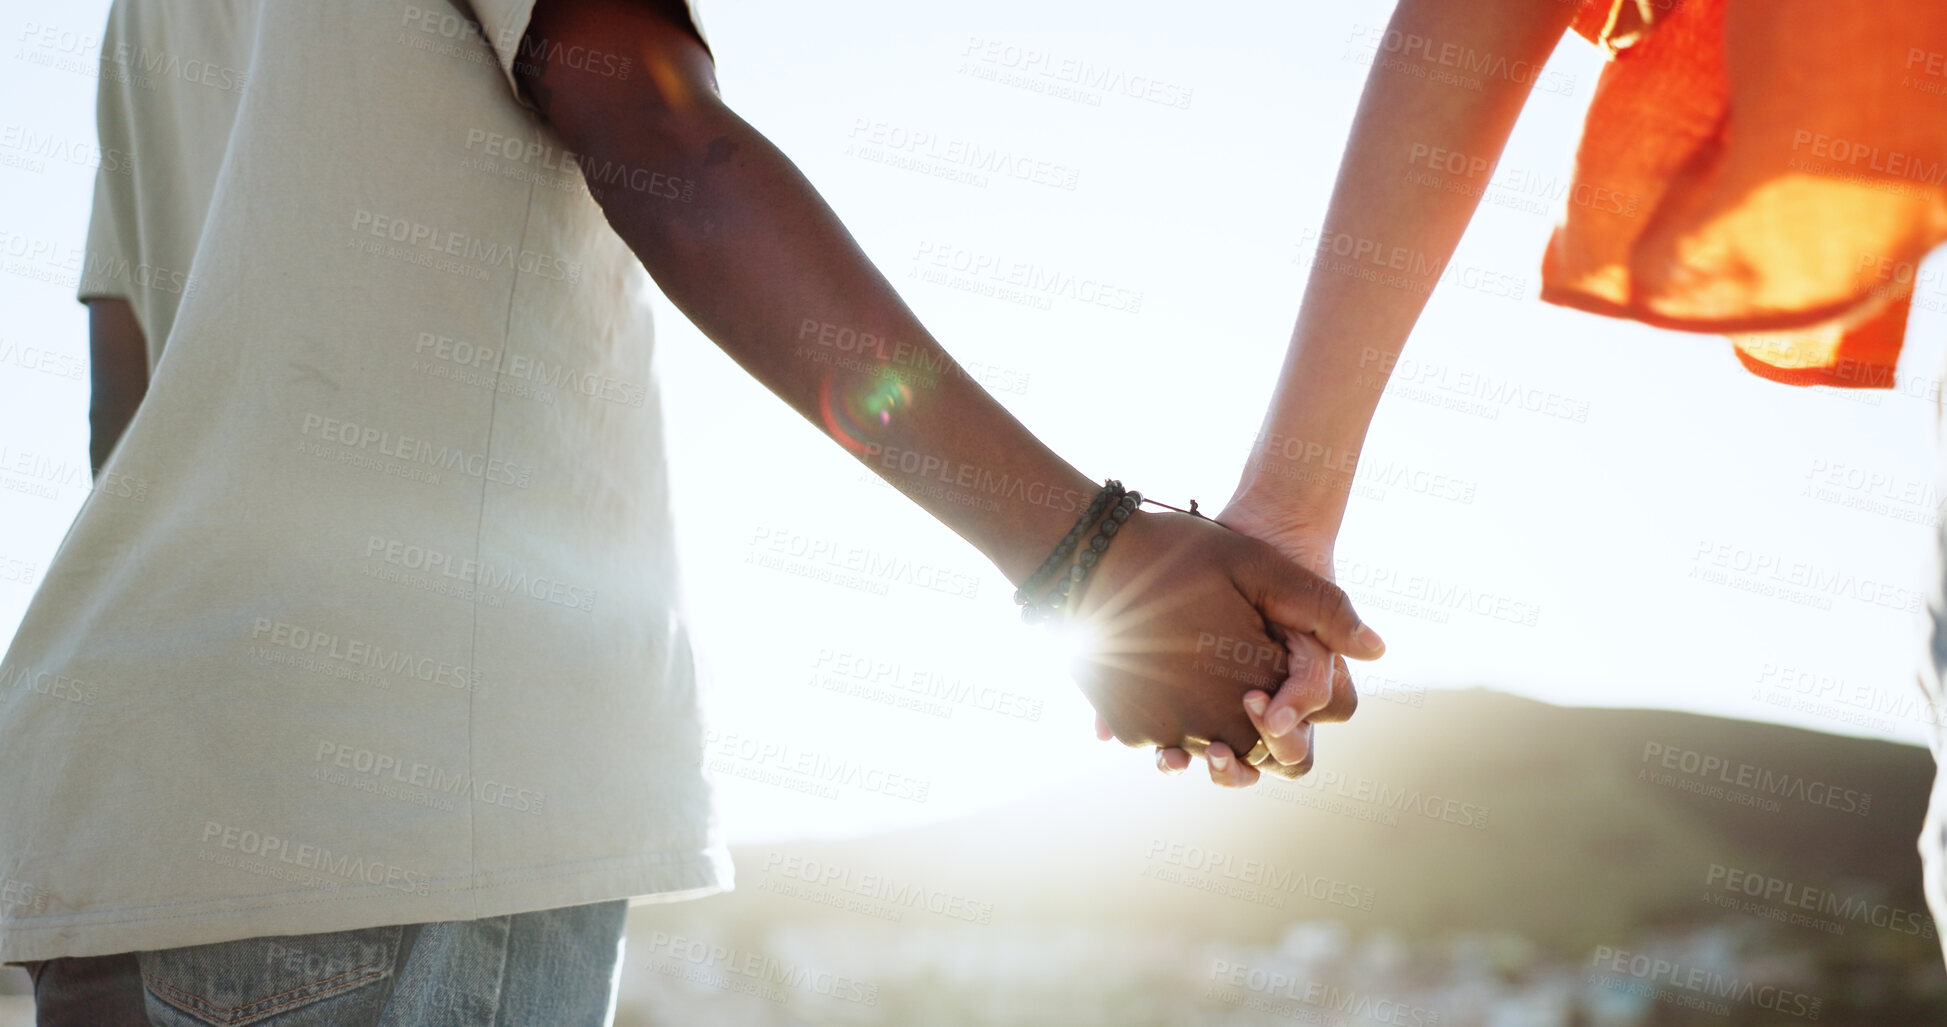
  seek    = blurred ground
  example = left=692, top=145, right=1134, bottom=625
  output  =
left=610, top=689, right=1945, bottom=1026
left=2, top=690, right=1938, bottom=1025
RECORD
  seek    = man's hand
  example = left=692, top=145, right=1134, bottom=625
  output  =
left=1070, top=507, right=1378, bottom=785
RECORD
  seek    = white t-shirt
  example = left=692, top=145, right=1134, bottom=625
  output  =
left=0, top=0, right=728, bottom=961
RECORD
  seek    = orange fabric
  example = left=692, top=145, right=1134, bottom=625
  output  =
left=1542, top=0, right=1947, bottom=388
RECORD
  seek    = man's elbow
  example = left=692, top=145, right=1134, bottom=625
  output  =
left=518, top=0, right=723, bottom=164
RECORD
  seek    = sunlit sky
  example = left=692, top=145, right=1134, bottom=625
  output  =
left=1, top=0, right=1940, bottom=844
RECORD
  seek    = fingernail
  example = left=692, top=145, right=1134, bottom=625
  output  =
left=1243, top=692, right=1268, bottom=717
left=1267, top=707, right=1298, bottom=737
left=1354, top=623, right=1385, bottom=655
left=1156, top=751, right=1183, bottom=775
left=1210, top=751, right=1231, bottom=771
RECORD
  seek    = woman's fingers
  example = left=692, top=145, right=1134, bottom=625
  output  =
left=1244, top=633, right=1336, bottom=765
left=1310, top=653, right=1359, bottom=724
left=1244, top=687, right=1311, bottom=769
left=1203, top=741, right=1261, bottom=788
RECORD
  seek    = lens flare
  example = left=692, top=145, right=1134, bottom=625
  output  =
left=819, top=367, right=913, bottom=454
left=1028, top=613, right=1103, bottom=681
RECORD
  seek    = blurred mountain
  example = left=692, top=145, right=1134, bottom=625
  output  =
left=647, top=688, right=1939, bottom=954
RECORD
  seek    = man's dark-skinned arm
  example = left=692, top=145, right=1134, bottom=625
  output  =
left=513, top=0, right=1386, bottom=784
left=86, top=297, right=149, bottom=478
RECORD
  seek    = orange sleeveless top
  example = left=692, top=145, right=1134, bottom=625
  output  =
left=1542, top=0, right=1947, bottom=388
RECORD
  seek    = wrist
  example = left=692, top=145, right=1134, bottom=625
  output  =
left=1215, top=490, right=1340, bottom=579
left=1016, top=485, right=1145, bottom=622
left=1231, top=453, right=1350, bottom=523
left=1224, top=471, right=1345, bottom=531
left=982, top=467, right=1110, bottom=589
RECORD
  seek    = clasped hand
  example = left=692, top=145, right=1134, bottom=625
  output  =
left=1053, top=508, right=1381, bottom=787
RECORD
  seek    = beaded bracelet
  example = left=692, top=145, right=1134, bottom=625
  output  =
left=1013, top=480, right=1124, bottom=612
left=1016, top=481, right=1217, bottom=624
left=1037, top=489, right=1140, bottom=620
left=1020, top=487, right=1143, bottom=624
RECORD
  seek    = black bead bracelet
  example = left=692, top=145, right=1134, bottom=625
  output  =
left=1037, top=489, right=1140, bottom=620
left=1014, top=480, right=1123, bottom=612
left=1018, top=482, right=1142, bottom=625
left=1015, top=480, right=1219, bottom=625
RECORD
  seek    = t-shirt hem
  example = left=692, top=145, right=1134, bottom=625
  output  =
left=0, top=845, right=733, bottom=962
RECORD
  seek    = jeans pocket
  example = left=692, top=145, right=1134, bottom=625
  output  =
left=137, top=925, right=402, bottom=1027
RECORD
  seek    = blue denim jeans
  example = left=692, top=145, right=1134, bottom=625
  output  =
left=22, top=899, right=627, bottom=1026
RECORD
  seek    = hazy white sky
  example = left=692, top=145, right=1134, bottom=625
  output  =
left=1, top=0, right=1939, bottom=843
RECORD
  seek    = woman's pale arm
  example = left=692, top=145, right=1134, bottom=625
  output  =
left=1207, top=0, right=1584, bottom=769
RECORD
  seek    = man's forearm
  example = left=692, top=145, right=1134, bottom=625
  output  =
left=1232, top=0, right=1580, bottom=536
left=584, top=107, right=1091, bottom=582
left=522, top=17, right=1095, bottom=586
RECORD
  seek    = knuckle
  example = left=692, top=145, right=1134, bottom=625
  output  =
left=1296, top=642, right=1333, bottom=680
left=1281, top=669, right=1331, bottom=716
left=1324, top=583, right=1357, bottom=628
left=1105, top=712, right=1161, bottom=749
left=1265, top=755, right=1305, bottom=780
left=1287, top=683, right=1330, bottom=719
left=1224, top=711, right=1257, bottom=750
left=1269, top=732, right=1308, bottom=763
left=1307, top=692, right=1357, bottom=726
left=1322, top=658, right=1359, bottom=721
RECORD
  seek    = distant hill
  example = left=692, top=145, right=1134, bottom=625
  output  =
left=649, top=689, right=1939, bottom=956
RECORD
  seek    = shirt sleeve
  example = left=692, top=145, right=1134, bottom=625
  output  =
left=77, top=3, right=136, bottom=306
left=76, top=164, right=135, bottom=305
left=466, top=0, right=711, bottom=111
